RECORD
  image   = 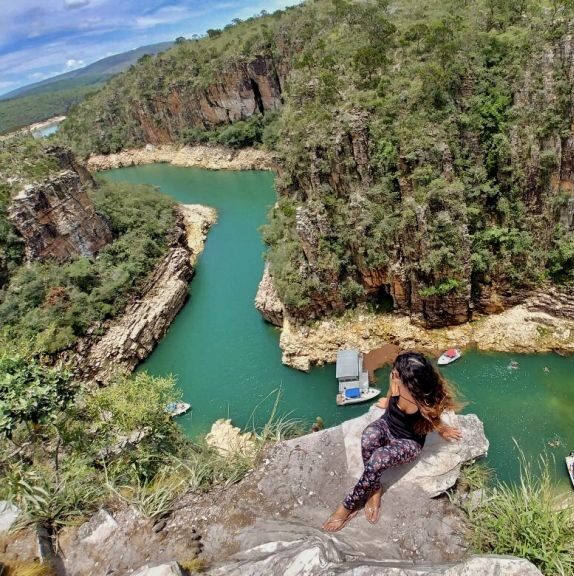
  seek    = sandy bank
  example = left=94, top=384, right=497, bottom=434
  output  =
left=27, top=115, right=66, bottom=133
left=87, top=144, right=276, bottom=172
left=279, top=303, right=574, bottom=371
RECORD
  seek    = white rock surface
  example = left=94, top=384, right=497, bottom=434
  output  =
left=132, top=562, right=184, bottom=576
left=0, top=501, right=20, bottom=533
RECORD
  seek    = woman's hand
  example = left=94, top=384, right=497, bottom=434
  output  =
left=375, top=397, right=388, bottom=409
left=439, top=426, right=462, bottom=442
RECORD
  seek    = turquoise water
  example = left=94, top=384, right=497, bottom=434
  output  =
left=103, top=164, right=574, bottom=484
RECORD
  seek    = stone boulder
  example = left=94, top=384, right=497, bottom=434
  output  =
left=205, top=418, right=257, bottom=457
left=205, top=544, right=541, bottom=575
left=132, top=562, right=184, bottom=576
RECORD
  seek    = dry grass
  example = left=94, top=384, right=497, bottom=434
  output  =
left=2, top=563, right=56, bottom=576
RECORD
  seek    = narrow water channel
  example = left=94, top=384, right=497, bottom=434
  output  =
left=103, top=164, right=574, bottom=485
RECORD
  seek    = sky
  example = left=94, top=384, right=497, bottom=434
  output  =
left=0, top=0, right=300, bottom=96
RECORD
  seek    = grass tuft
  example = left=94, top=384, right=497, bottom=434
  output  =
left=464, top=449, right=574, bottom=576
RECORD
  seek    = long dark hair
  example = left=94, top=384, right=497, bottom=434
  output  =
left=393, top=351, right=462, bottom=435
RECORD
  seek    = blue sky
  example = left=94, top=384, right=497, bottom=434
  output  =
left=0, top=0, right=300, bottom=96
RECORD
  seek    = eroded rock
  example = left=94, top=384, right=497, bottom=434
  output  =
left=255, top=263, right=284, bottom=327
left=87, top=144, right=276, bottom=172
left=0, top=501, right=19, bottom=533
left=132, top=562, right=184, bottom=576
left=8, top=170, right=111, bottom=261
left=205, top=419, right=257, bottom=457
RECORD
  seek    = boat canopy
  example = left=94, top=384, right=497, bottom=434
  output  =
left=445, top=348, right=458, bottom=358
left=336, top=349, right=360, bottom=379
left=344, top=387, right=361, bottom=399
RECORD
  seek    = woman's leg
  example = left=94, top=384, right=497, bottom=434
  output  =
left=321, top=418, right=393, bottom=532
left=343, top=438, right=422, bottom=511
left=361, top=418, right=392, bottom=465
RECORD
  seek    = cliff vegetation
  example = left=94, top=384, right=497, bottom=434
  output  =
left=59, top=0, right=574, bottom=328
left=0, top=137, right=177, bottom=354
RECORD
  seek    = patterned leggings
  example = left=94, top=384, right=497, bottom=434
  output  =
left=343, top=417, right=422, bottom=511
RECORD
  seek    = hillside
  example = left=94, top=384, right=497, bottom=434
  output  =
left=0, top=41, right=173, bottom=134
left=59, top=0, right=574, bottom=328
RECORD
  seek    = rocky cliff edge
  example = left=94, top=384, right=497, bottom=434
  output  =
left=46, top=408, right=536, bottom=575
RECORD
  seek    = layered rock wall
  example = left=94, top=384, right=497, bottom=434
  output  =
left=72, top=205, right=216, bottom=383
left=8, top=169, right=111, bottom=261
left=254, top=263, right=284, bottom=326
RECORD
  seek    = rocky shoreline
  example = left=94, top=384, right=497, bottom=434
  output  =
left=279, top=304, right=574, bottom=371
left=70, top=204, right=217, bottom=383
left=255, top=269, right=574, bottom=370
left=87, top=144, right=276, bottom=172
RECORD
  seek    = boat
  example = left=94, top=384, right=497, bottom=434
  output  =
left=437, top=348, right=462, bottom=366
left=336, top=387, right=381, bottom=406
left=566, top=453, right=574, bottom=489
left=335, top=349, right=380, bottom=406
left=165, top=402, right=191, bottom=417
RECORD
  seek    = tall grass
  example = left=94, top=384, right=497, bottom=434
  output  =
left=465, top=451, right=574, bottom=576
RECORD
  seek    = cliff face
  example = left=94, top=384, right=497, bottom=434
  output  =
left=137, top=56, right=283, bottom=144
left=262, top=17, right=574, bottom=328
left=70, top=205, right=216, bottom=383
left=8, top=168, right=111, bottom=261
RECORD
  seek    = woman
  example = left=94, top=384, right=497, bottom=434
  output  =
left=322, top=351, right=462, bottom=532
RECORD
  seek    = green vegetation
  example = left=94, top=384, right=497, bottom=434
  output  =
left=461, top=455, right=574, bottom=576
left=58, top=0, right=574, bottom=323
left=0, top=346, right=301, bottom=534
left=0, top=85, right=99, bottom=135
left=56, top=8, right=292, bottom=156
left=0, top=176, right=176, bottom=353
left=0, top=137, right=61, bottom=286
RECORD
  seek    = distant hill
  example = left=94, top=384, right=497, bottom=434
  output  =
left=0, top=41, right=173, bottom=134
left=1, top=42, right=173, bottom=101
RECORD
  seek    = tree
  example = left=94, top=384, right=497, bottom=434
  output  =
left=175, top=36, right=186, bottom=45
left=206, top=28, right=222, bottom=39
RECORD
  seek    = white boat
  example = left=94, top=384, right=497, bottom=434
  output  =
left=437, top=348, right=462, bottom=366
left=165, top=402, right=191, bottom=417
left=566, top=453, right=574, bottom=489
left=336, top=387, right=381, bottom=406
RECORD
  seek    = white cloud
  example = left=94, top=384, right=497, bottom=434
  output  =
left=0, top=81, right=18, bottom=92
left=64, top=58, right=85, bottom=70
left=64, top=0, right=90, bottom=9
left=28, top=71, right=48, bottom=80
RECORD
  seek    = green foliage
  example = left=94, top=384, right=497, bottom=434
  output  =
left=0, top=353, right=77, bottom=439
left=0, top=179, right=176, bottom=353
left=51, top=0, right=574, bottom=318
left=0, top=360, right=188, bottom=529
left=0, top=85, right=100, bottom=135
left=419, top=278, right=462, bottom=297
left=465, top=452, right=574, bottom=576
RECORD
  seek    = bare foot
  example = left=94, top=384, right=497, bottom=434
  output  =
left=364, top=489, right=383, bottom=524
left=322, top=504, right=356, bottom=532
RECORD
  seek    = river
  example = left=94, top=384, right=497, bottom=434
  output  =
left=103, top=164, right=574, bottom=484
